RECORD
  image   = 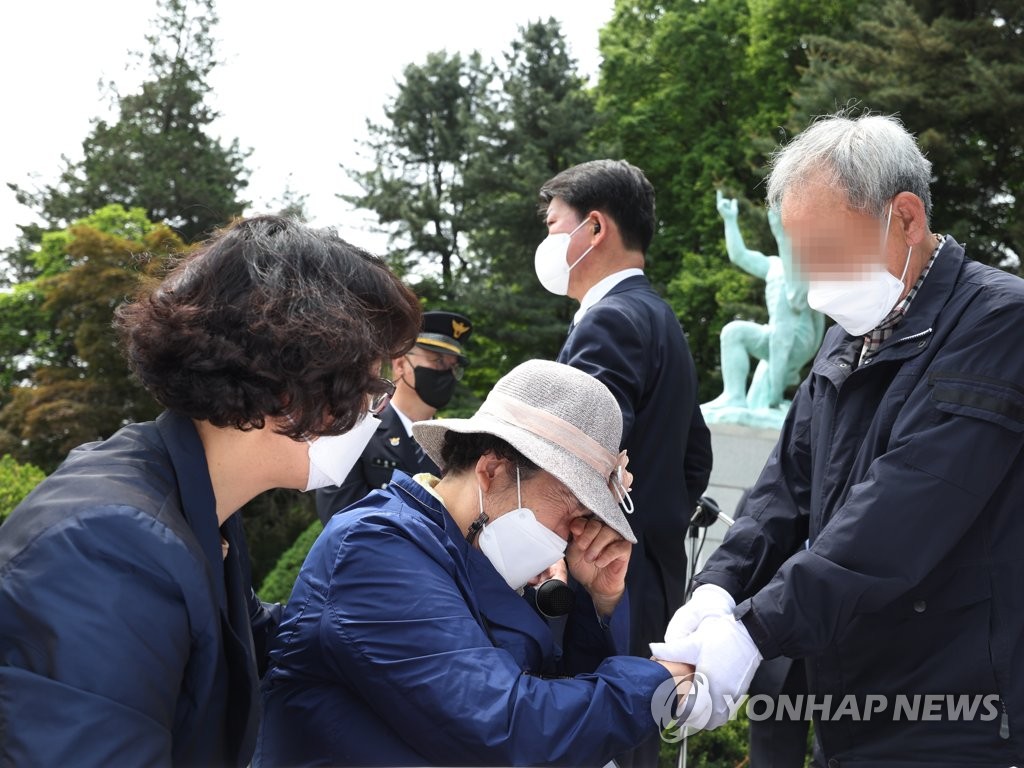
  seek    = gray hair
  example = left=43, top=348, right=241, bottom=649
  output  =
left=766, top=113, right=933, bottom=221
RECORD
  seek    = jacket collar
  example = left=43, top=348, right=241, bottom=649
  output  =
left=155, top=410, right=226, bottom=607
left=390, top=470, right=467, bottom=554
left=604, top=272, right=651, bottom=297
left=874, top=237, right=964, bottom=356
left=154, top=410, right=261, bottom=761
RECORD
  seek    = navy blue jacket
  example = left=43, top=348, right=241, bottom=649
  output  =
left=255, top=472, right=670, bottom=767
left=315, top=403, right=439, bottom=523
left=697, top=239, right=1024, bottom=765
left=0, top=411, right=280, bottom=767
left=558, top=274, right=713, bottom=655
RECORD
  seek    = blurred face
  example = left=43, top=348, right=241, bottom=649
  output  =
left=782, top=180, right=901, bottom=281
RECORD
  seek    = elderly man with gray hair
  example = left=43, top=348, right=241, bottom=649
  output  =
left=651, top=112, right=1024, bottom=765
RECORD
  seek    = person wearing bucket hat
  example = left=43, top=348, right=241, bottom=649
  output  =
left=315, top=310, right=472, bottom=524
left=255, top=360, right=709, bottom=767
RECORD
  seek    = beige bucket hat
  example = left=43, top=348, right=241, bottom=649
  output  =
left=412, top=359, right=636, bottom=543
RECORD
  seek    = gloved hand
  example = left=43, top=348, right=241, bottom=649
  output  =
left=663, top=584, right=736, bottom=644
left=650, top=614, right=763, bottom=731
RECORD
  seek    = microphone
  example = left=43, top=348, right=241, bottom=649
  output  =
left=532, top=578, right=576, bottom=618
left=689, top=496, right=735, bottom=531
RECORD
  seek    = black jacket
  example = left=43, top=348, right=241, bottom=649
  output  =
left=0, top=411, right=280, bottom=766
left=316, top=404, right=440, bottom=523
left=697, top=238, right=1024, bottom=765
left=558, top=274, right=713, bottom=655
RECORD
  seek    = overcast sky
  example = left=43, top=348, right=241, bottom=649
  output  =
left=0, top=1, right=614, bottom=254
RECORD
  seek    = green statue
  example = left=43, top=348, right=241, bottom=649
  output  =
left=701, top=191, right=824, bottom=429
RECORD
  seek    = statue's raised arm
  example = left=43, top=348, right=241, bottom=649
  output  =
left=717, top=190, right=770, bottom=280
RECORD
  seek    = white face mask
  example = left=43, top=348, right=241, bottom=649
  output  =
left=304, top=413, right=379, bottom=491
left=534, top=217, right=595, bottom=296
left=477, top=469, right=568, bottom=590
left=806, top=203, right=912, bottom=336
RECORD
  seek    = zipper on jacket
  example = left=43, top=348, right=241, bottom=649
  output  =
left=892, top=327, right=933, bottom=345
left=999, top=699, right=1010, bottom=739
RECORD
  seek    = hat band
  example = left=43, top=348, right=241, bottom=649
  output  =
left=416, top=334, right=464, bottom=355
left=483, top=392, right=616, bottom=477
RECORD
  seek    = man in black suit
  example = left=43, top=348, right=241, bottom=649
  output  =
left=537, top=159, right=712, bottom=765
left=536, top=159, right=713, bottom=657
left=316, top=311, right=472, bottom=523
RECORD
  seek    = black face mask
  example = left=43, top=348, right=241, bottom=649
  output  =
left=412, top=366, right=457, bottom=410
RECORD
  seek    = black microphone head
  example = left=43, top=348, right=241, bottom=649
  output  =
left=534, top=579, right=575, bottom=618
left=691, top=496, right=721, bottom=528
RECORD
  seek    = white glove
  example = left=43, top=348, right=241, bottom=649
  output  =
left=650, top=614, right=762, bottom=731
left=662, top=584, right=736, bottom=644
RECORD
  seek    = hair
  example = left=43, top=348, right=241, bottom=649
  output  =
left=539, top=159, right=657, bottom=254
left=439, top=432, right=539, bottom=478
left=766, top=112, right=933, bottom=222
left=114, top=215, right=422, bottom=440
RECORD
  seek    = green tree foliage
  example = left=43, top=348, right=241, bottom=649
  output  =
left=258, top=517, right=322, bottom=604
left=792, top=0, right=1024, bottom=270
left=0, top=454, right=46, bottom=526
left=657, top=708, right=753, bottom=767
left=459, top=19, right=600, bottom=392
left=9, top=0, right=249, bottom=245
left=597, top=0, right=859, bottom=399
left=0, top=205, right=182, bottom=471
left=349, top=21, right=600, bottom=405
left=346, top=50, right=490, bottom=291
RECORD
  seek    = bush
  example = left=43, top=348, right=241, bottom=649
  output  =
left=258, top=518, right=322, bottom=605
left=659, top=707, right=751, bottom=768
left=0, top=454, right=46, bottom=525
left=243, top=489, right=317, bottom=588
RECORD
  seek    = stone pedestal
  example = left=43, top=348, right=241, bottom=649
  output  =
left=690, top=422, right=780, bottom=572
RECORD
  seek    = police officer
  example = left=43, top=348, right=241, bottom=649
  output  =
left=316, top=311, right=472, bottom=523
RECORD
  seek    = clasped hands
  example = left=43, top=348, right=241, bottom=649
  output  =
left=649, top=584, right=763, bottom=732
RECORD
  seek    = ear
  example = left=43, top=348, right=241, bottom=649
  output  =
left=588, top=210, right=608, bottom=246
left=893, top=192, right=929, bottom=247
left=392, top=354, right=411, bottom=379
left=474, top=452, right=505, bottom=495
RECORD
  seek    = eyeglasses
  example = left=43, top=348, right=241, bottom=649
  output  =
left=369, top=378, right=396, bottom=416
left=405, top=351, right=465, bottom=381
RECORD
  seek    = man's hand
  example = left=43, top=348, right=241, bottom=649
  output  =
left=566, top=517, right=630, bottom=617
left=650, top=615, right=762, bottom=731
left=716, top=190, right=739, bottom=221
left=663, top=584, right=736, bottom=643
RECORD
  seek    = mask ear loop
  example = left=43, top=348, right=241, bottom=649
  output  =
left=566, top=217, right=596, bottom=271
left=885, top=201, right=913, bottom=285
left=466, top=483, right=489, bottom=544
left=515, top=465, right=523, bottom=509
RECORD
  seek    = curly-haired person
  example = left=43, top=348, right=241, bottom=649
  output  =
left=0, top=216, right=421, bottom=767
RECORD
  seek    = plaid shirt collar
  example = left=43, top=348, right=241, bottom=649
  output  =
left=860, top=235, right=945, bottom=362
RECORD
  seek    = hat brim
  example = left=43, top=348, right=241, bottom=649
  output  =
left=412, top=415, right=636, bottom=544
left=415, top=340, right=468, bottom=365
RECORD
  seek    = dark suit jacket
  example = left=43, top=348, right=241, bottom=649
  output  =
left=558, top=274, right=713, bottom=655
left=316, top=404, right=441, bottom=523
left=0, top=411, right=279, bottom=766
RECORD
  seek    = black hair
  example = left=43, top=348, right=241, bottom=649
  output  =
left=539, top=159, right=656, bottom=254
left=115, top=215, right=422, bottom=439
